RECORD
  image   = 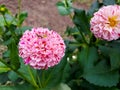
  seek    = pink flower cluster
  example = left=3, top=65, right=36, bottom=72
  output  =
left=90, top=5, right=120, bottom=41
left=19, top=27, right=66, bottom=69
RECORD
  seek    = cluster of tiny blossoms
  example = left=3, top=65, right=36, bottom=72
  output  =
left=90, top=5, right=120, bottom=41
left=19, top=27, right=66, bottom=69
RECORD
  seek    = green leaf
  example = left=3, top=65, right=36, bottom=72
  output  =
left=3, top=37, right=12, bottom=45
left=98, top=45, right=109, bottom=56
left=37, top=53, right=71, bottom=88
left=0, top=83, right=34, bottom=90
left=0, top=15, right=5, bottom=26
left=0, top=62, right=11, bottom=73
left=99, top=45, right=120, bottom=69
left=4, top=14, right=17, bottom=25
left=66, top=26, right=82, bottom=42
left=15, top=26, right=32, bottom=36
left=78, top=46, right=98, bottom=70
left=9, top=39, right=20, bottom=70
left=18, top=11, right=28, bottom=26
left=109, top=50, right=120, bottom=69
left=88, top=0, right=100, bottom=16
left=18, top=58, right=37, bottom=87
left=57, top=6, right=71, bottom=15
left=52, top=83, right=71, bottom=90
left=8, top=71, right=18, bottom=82
left=65, top=40, right=78, bottom=53
left=0, top=72, right=9, bottom=84
left=83, top=60, right=119, bottom=87
left=56, top=1, right=73, bottom=16
left=103, top=0, right=116, bottom=5
left=0, top=26, right=5, bottom=36
left=98, top=87, right=120, bottom=90
left=2, top=50, right=10, bottom=58
left=73, top=9, right=90, bottom=35
left=78, top=46, right=119, bottom=87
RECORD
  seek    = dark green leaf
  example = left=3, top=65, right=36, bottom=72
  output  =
left=15, top=26, right=32, bottom=36
left=0, top=83, right=34, bottom=90
left=5, top=14, right=17, bottom=25
left=99, top=45, right=120, bottom=69
left=18, top=12, right=28, bottom=26
left=78, top=46, right=119, bottom=87
left=64, top=40, right=78, bottom=53
left=18, top=59, right=37, bottom=87
left=78, top=46, right=98, bottom=70
left=98, top=87, right=119, bottom=90
left=3, top=37, right=12, bottom=45
left=2, top=50, right=10, bottom=58
left=73, top=9, right=90, bottom=34
left=103, top=0, right=116, bottom=5
left=0, top=26, right=5, bottom=36
left=8, top=71, right=18, bottom=82
left=0, top=72, right=9, bottom=84
left=9, top=39, right=20, bottom=70
left=66, top=26, right=82, bottom=42
left=98, top=45, right=110, bottom=56
left=110, top=50, right=120, bottom=69
left=83, top=60, right=119, bottom=87
left=88, top=0, right=100, bottom=16
left=37, top=53, right=70, bottom=88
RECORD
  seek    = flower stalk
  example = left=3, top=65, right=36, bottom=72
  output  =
left=0, top=59, right=39, bottom=88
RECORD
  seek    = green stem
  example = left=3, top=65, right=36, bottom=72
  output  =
left=42, top=70, right=46, bottom=87
left=9, top=28, right=18, bottom=42
left=69, top=14, right=73, bottom=19
left=44, top=68, right=55, bottom=86
left=117, top=0, right=120, bottom=4
left=27, top=66, right=39, bottom=88
left=2, top=15, right=8, bottom=26
left=95, top=38, right=100, bottom=45
left=0, top=59, right=39, bottom=88
left=37, top=71, right=43, bottom=88
left=18, top=0, right=21, bottom=19
left=69, top=43, right=86, bottom=47
left=2, top=14, right=18, bottom=42
left=78, top=26, right=89, bottom=45
left=64, top=0, right=68, bottom=7
left=67, top=5, right=88, bottom=45
left=17, top=0, right=22, bottom=27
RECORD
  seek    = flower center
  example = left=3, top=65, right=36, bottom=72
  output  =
left=108, top=16, right=118, bottom=27
left=43, top=34, right=47, bottom=38
left=36, top=34, right=47, bottom=38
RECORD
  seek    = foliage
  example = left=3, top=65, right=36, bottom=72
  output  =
left=56, top=0, right=120, bottom=89
left=0, top=0, right=120, bottom=90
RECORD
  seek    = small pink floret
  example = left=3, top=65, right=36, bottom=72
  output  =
left=19, top=27, right=66, bottom=69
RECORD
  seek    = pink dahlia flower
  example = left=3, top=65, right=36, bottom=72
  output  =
left=19, top=27, right=66, bottom=69
left=90, top=5, right=120, bottom=41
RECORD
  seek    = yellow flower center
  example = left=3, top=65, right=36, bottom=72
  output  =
left=108, top=16, right=118, bottom=27
left=43, top=34, right=47, bottom=38
left=36, top=34, right=47, bottom=38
